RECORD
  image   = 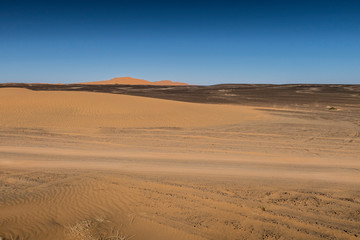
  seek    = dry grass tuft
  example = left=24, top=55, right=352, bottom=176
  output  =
left=0, top=234, right=26, bottom=240
left=65, top=218, right=135, bottom=240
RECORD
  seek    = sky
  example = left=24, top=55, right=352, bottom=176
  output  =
left=0, top=0, right=359, bottom=85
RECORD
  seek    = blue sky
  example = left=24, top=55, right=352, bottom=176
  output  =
left=0, top=0, right=359, bottom=84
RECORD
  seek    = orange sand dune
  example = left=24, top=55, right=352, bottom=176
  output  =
left=79, top=77, right=189, bottom=85
left=0, top=88, right=263, bottom=131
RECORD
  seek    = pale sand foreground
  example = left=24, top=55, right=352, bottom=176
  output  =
left=0, top=88, right=359, bottom=240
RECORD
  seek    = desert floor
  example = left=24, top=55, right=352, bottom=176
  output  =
left=0, top=85, right=359, bottom=240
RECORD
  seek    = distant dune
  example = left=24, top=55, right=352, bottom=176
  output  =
left=79, top=77, right=189, bottom=86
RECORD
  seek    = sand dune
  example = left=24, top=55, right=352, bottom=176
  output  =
left=0, top=87, right=359, bottom=240
left=0, top=88, right=264, bottom=131
left=79, top=77, right=188, bottom=85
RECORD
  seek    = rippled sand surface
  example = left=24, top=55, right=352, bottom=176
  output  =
left=0, top=87, right=359, bottom=240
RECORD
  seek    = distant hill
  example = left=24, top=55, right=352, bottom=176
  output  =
left=79, top=77, right=189, bottom=86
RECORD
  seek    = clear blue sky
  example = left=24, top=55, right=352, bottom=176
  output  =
left=1, top=0, right=359, bottom=85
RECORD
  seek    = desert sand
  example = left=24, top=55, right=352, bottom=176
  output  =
left=0, top=85, right=359, bottom=240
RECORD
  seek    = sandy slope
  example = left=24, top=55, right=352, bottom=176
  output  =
left=0, top=88, right=262, bottom=130
left=0, top=88, right=359, bottom=240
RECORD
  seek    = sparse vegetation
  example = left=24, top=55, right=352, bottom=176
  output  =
left=328, top=106, right=337, bottom=111
left=65, top=219, right=135, bottom=240
left=0, top=235, right=26, bottom=240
